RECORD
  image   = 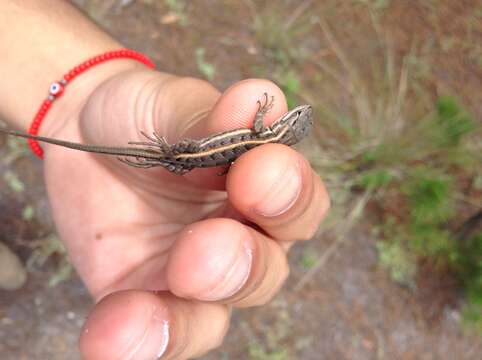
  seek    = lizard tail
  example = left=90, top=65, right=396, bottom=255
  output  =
left=0, top=128, right=165, bottom=160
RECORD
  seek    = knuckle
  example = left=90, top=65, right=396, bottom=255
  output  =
left=254, top=258, right=290, bottom=306
left=213, top=322, right=229, bottom=349
left=297, top=180, right=330, bottom=241
left=298, top=226, right=319, bottom=241
left=233, top=249, right=290, bottom=307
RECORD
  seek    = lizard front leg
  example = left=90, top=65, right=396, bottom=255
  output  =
left=127, top=131, right=171, bottom=153
left=253, top=92, right=275, bottom=133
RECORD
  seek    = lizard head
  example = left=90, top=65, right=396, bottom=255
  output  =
left=283, top=104, right=313, bottom=144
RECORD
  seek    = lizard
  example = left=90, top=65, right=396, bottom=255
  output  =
left=0, top=93, right=313, bottom=175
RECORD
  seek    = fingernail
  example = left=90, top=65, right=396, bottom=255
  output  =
left=199, top=242, right=252, bottom=301
left=126, top=305, right=170, bottom=359
left=254, top=161, right=302, bottom=217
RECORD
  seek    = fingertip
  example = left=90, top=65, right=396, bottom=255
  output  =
left=80, top=290, right=231, bottom=360
left=79, top=291, right=170, bottom=360
left=226, top=143, right=306, bottom=216
left=226, top=144, right=329, bottom=242
left=166, top=218, right=254, bottom=301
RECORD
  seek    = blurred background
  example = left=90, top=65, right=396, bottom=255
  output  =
left=0, top=1, right=481, bottom=359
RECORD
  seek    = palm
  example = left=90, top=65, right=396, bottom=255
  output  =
left=42, top=71, right=236, bottom=299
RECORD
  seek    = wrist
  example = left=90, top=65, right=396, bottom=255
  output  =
left=40, top=58, right=153, bottom=139
left=0, top=0, right=134, bottom=131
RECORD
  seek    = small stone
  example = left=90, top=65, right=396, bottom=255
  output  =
left=160, top=12, right=180, bottom=25
left=66, top=311, right=76, bottom=320
left=0, top=241, right=27, bottom=290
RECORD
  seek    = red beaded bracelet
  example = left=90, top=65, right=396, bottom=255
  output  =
left=28, top=49, right=156, bottom=158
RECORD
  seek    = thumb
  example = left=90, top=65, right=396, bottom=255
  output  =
left=80, top=70, right=220, bottom=146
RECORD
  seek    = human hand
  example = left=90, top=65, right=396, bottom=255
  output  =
left=41, top=67, right=330, bottom=359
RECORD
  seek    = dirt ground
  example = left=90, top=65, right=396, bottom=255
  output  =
left=1, top=1, right=481, bottom=359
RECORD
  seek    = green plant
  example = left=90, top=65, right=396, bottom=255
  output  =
left=250, top=5, right=482, bottom=333
left=274, top=70, right=300, bottom=109
left=249, top=2, right=313, bottom=108
left=250, top=3, right=311, bottom=66
left=433, top=96, right=475, bottom=147
left=353, top=0, right=391, bottom=10
left=248, top=343, right=289, bottom=360
left=299, top=249, right=318, bottom=270
left=455, top=232, right=482, bottom=332
left=164, top=0, right=188, bottom=26
left=3, top=170, right=25, bottom=193
left=21, top=205, right=35, bottom=221
left=26, top=235, right=73, bottom=287
left=404, top=171, right=454, bottom=226
left=195, top=48, right=216, bottom=81
left=359, top=169, right=394, bottom=190
left=365, top=98, right=481, bottom=329
left=376, top=239, right=417, bottom=286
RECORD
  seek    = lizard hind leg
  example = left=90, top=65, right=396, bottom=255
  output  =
left=117, top=156, right=157, bottom=168
left=117, top=156, right=190, bottom=175
left=126, top=131, right=171, bottom=152
left=253, top=92, right=275, bottom=133
left=158, top=160, right=192, bottom=175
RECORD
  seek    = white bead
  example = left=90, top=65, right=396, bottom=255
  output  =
left=49, top=82, right=61, bottom=95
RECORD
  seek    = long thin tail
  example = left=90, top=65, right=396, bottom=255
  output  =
left=0, top=128, right=164, bottom=159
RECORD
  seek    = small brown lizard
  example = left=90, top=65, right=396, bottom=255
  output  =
left=0, top=93, right=313, bottom=175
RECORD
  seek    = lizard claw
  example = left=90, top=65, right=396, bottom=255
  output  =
left=253, top=92, right=275, bottom=133
left=256, top=99, right=262, bottom=113
left=258, top=92, right=274, bottom=115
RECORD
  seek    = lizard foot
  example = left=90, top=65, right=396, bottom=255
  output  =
left=253, top=92, right=275, bottom=133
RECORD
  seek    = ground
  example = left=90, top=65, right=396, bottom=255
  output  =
left=1, top=1, right=481, bottom=359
